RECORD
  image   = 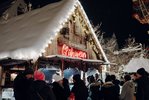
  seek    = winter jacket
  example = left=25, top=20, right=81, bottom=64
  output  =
left=89, top=82, right=103, bottom=100
left=136, top=76, right=149, bottom=100
left=101, top=81, right=119, bottom=100
left=29, top=80, right=56, bottom=100
left=52, top=82, right=68, bottom=100
left=120, top=81, right=135, bottom=100
left=13, top=73, right=33, bottom=100
left=71, top=80, right=88, bottom=100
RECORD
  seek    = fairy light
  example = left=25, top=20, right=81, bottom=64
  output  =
left=0, top=0, right=108, bottom=65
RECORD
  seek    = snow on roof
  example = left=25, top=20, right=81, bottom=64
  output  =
left=0, top=0, right=78, bottom=60
left=0, top=0, right=109, bottom=64
left=124, top=57, right=149, bottom=72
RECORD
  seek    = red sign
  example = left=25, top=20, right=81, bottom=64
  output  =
left=61, top=44, right=87, bottom=59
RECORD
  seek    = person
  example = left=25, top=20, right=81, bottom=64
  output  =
left=52, top=73, right=68, bottom=100
left=71, top=74, right=88, bottom=100
left=29, top=70, right=56, bottom=100
left=101, top=75, right=118, bottom=100
left=111, top=74, right=120, bottom=100
left=63, top=78, right=71, bottom=99
left=13, top=68, right=34, bottom=100
left=95, top=73, right=103, bottom=84
left=135, top=68, right=149, bottom=100
left=120, top=74, right=135, bottom=100
left=88, top=75, right=103, bottom=100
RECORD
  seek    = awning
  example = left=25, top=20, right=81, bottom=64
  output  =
left=37, top=55, right=105, bottom=71
left=0, top=58, right=31, bottom=68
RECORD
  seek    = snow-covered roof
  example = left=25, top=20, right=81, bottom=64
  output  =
left=0, top=0, right=109, bottom=63
left=124, top=57, right=149, bottom=72
left=0, top=0, right=78, bottom=60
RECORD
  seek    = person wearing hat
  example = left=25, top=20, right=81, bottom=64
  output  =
left=52, top=73, right=68, bottom=100
left=29, top=70, right=56, bottom=100
left=136, top=68, right=149, bottom=100
left=13, top=68, right=34, bottom=100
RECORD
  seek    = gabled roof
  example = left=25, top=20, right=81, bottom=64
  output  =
left=0, top=0, right=109, bottom=63
left=124, top=57, right=149, bottom=72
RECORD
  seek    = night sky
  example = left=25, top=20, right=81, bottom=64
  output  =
left=0, top=0, right=149, bottom=48
left=80, top=0, right=149, bottom=48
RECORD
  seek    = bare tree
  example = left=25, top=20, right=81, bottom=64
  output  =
left=93, top=23, right=149, bottom=73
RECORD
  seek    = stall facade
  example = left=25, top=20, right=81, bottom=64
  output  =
left=0, top=0, right=110, bottom=83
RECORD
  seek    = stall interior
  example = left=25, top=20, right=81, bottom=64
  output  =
left=37, top=55, right=104, bottom=83
left=0, top=58, right=32, bottom=88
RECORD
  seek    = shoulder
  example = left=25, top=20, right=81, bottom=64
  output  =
left=102, top=82, right=114, bottom=87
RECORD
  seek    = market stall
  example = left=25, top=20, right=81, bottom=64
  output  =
left=0, top=58, right=32, bottom=99
left=0, top=58, right=32, bottom=87
left=0, top=0, right=110, bottom=87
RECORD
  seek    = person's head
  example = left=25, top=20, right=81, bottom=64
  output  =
left=131, top=73, right=138, bottom=80
left=23, top=68, right=34, bottom=79
left=73, top=74, right=81, bottom=83
left=95, top=73, right=99, bottom=80
left=34, top=70, right=45, bottom=81
left=105, top=75, right=112, bottom=82
left=136, top=68, right=147, bottom=78
left=63, top=78, right=69, bottom=85
left=53, top=73, right=63, bottom=84
left=124, top=74, right=131, bottom=82
left=90, top=75, right=95, bottom=83
left=111, top=75, right=116, bottom=81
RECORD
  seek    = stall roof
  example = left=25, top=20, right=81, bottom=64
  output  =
left=0, top=0, right=82, bottom=60
left=0, top=0, right=109, bottom=64
left=124, top=57, right=149, bottom=72
left=0, top=58, right=30, bottom=67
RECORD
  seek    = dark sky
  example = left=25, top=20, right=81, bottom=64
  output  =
left=80, top=0, right=149, bottom=48
left=0, top=0, right=149, bottom=48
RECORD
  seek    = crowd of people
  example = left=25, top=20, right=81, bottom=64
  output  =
left=13, top=67, right=149, bottom=100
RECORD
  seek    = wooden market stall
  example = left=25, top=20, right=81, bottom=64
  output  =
left=0, top=58, right=32, bottom=88
left=0, top=0, right=110, bottom=84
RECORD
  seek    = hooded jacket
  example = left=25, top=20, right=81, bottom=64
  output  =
left=120, top=81, right=135, bottom=100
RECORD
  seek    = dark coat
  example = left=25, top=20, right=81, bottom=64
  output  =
left=63, top=78, right=71, bottom=98
left=13, top=73, right=33, bottom=100
left=71, top=80, right=88, bottom=100
left=89, top=82, right=103, bottom=100
left=136, top=76, right=149, bottom=100
left=101, top=82, right=118, bottom=100
left=29, top=80, right=56, bottom=100
left=52, top=82, right=68, bottom=100
left=112, top=79, right=120, bottom=100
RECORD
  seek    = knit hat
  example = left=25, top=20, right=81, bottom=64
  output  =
left=34, top=70, right=45, bottom=81
left=52, top=74, right=63, bottom=82
left=23, top=68, right=34, bottom=75
left=137, top=68, right=146, bottom=76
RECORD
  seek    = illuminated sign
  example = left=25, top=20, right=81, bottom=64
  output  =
left=61, top=44, right=87, bottom=59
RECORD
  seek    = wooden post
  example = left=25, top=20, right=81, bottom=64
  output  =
left=61, top=59, right=64, bottom=77
left=83, top=62, right=86, bottom=83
